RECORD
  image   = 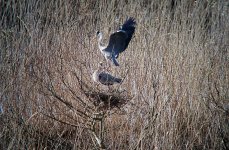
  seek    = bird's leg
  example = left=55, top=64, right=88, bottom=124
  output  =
left=103, top=85, right=109, bottom=93
left=105, top=61, right=111, bottom=72
left=107, top=85, right=112, bottom=93
left=103, top=57, right=110, bottom=72
left=108, top=62, right=112, bottom=72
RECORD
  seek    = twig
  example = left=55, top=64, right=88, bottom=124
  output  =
left=41, top=112, right=90, bottom=130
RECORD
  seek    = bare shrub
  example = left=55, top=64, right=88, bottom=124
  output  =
left=0, top=0, right=228, bottom=149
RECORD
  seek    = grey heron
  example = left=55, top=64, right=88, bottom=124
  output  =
left=92, top=62, right=122, bottom=85
left=97, top=17, right=136, bottom=66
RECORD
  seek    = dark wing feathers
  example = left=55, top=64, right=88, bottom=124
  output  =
left=120, top=17, right=136, bottom=51
left=102, top=17, right=136, bottom=62
left=105, top=31, right=127, bottom=53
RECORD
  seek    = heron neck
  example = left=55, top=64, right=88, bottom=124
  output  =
left=98, top=33, right=106, bottom=50
left=93, top=70, right=100, bottom=82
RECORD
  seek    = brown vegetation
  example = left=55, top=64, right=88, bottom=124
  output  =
left=0, top=0, right=228, bottom=149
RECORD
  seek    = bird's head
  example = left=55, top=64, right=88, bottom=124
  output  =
left=97, top=62, right=106, bottom=70
left=99, top=62, right=103, bottom=67
left=96, top=31, right=103, bottom=39
left=96, top=31, right=101, bottom=36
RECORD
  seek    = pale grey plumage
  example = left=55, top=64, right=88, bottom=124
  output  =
left=97, top=17, right=136, bottom=66
left=92, top=63, right=122, bottom=85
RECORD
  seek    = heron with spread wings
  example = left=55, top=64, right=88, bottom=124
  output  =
left=97, top=17, right=136, bottom=66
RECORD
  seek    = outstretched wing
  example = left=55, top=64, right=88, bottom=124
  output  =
left=102, top=17, right=136, bottom=61
left=104, top=31, right=128, bottom=57
left=119, top=17, right=136, bottom=52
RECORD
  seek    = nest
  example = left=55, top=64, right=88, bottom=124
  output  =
left=73, top=72, right=132, bottom=112
left=85, top=89, right=131, bottom=111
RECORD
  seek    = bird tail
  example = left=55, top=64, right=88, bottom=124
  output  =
left=115, top=78, right=122, bottom=83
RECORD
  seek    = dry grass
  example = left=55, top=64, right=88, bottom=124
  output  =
left=0, top=0, right=229, bottom=149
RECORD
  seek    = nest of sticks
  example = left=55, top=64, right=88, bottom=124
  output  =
left=85, top=89, right=131, bottom=111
